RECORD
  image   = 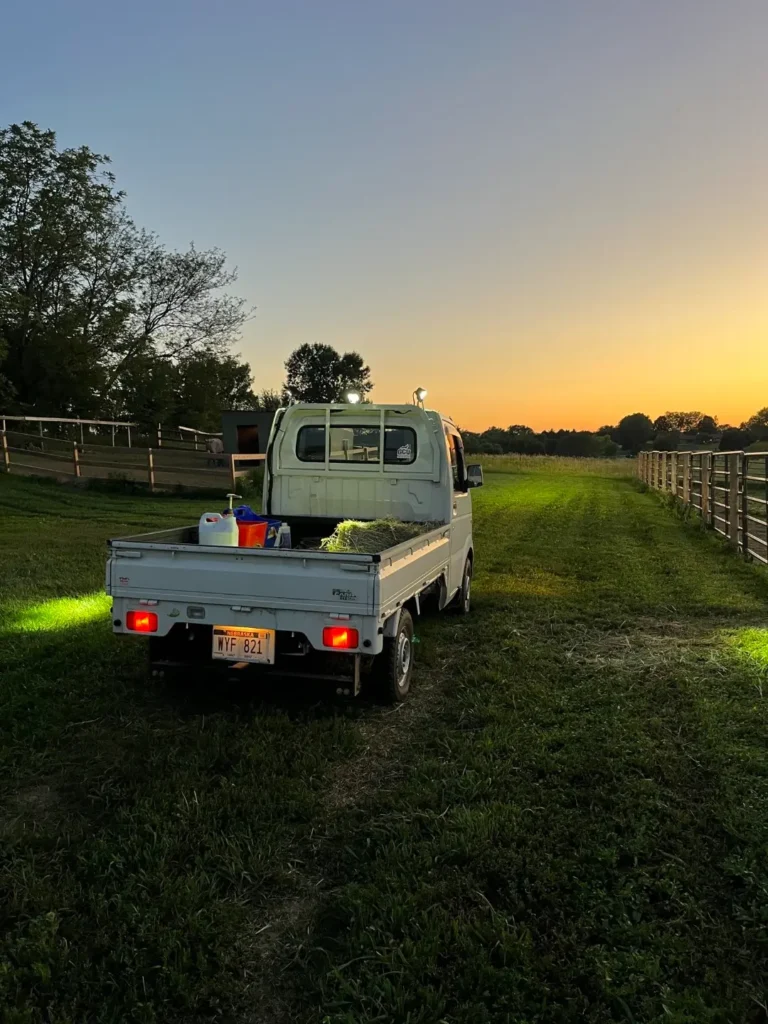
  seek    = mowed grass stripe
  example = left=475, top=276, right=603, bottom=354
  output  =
left=287, top=475, right=768, bottom=1024
left=0, top=472, right=767, bottom=1023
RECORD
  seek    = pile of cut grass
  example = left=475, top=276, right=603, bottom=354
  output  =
left=320, top=517, right=439, bottom=554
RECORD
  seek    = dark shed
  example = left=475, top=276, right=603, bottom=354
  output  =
left=220, top=410, right=278, bottom=454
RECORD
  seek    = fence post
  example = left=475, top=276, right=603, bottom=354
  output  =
left=740, top=453, right=749, bottom=560
left=127, top=425, right=132, bottom=448
left=701, top=452, right=711, bottom=524
left=2, top=431, right=9, bottom=472
left=230, top=454, right=237, bottom=492
left=148, top=448, right=155, bottom=492
left=668, top=452, right=676, bottom=495
left=157, top=423, right=162, bottom=448
left=72, top=442, right=81, bottom=478
left=727, top=452, right=740, bottom=548
left=682, top=452, right=691, bottom=505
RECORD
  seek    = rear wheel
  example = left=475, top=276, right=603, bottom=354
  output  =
left=374, top=609, right=414, bottom=703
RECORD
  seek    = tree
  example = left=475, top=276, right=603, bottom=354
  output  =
left=555, top=431, right=599, bottom=457
left=662, top=411, right=704, bottom=433
left=111, top=347, right=179, bottom=430
left=616, top=413, right=654, bottom=453
left=595, top=433, right=620, bottom=457
left=720, top=427, right=752, bottom=451
left=252, top=388, right=282, bottom=411
left=653, top=415, right=671, bottom=433
left=696, top=415, right=718, bottom=434
left=0, top=122, right=129, bottom=412
left=0, top=121, right=251, bottom=418
left=0, top=336, right=14, bottom=406
left=744, top=408, right=768, bottom=441
left=113, top=349, right=255, bottom=432
left=283, top=343, right=372, bottom=403
left=103, top=242, right=249, bottom=394
left=654, top=430, right=681, bottom=451
left=174, top=351, right=254, bottom=431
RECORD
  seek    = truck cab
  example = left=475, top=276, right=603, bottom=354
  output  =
left=264, top=402, right=475, bottom=588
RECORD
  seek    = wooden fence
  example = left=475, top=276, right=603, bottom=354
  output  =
left=0, top=415, right=222, bottom=452
left=638, top=449, right=768, bottom=566
left=1, top=429, right=263, bottom=492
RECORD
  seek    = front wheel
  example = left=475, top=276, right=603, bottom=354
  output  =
left=450, top=557, right=472, bottom=615
left=373, top=609, right=414, bottom=703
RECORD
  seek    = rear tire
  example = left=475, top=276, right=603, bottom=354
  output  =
left=373, top=609, right=414, bottom=703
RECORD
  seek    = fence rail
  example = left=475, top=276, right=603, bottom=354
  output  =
left=638, top=449, right=768, bottom=566
left=0, top=415, right=222, bottom=451
left=1, top=430, right=263, bottom=492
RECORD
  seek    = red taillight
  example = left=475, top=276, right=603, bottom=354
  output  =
left=322, top=626, right=359, bottom=649
left=126, top=610, right=158, bottom=633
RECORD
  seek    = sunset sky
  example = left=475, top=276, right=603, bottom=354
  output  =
left=2, top=0, right=767, bottom=430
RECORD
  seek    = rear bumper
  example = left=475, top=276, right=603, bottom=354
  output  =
left=109, top=596, right=384, bottom=655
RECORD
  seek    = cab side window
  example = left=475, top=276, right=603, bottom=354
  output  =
left=446, top=430, right=465, bottom=491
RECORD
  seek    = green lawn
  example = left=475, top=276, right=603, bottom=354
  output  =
left=1, top=471, right=767, bottom=1024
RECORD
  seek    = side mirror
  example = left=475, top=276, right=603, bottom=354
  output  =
left=466, top=464, right=484, bottom=488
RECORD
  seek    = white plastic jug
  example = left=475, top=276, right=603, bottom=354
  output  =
left=199, top=511, right=239, bottom=546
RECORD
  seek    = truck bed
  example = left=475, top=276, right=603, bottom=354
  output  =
left=107, top=518, right=451, bottom=622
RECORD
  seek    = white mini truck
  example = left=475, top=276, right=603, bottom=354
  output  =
left=106, top=402, right=483, bottom=701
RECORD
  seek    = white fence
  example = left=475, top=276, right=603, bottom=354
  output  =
left=638, top=449, right=768, bottom=566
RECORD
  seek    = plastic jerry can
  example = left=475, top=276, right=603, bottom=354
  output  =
left=276, top=523, right=292, bottom=548
left=199, top=511, right=239, bottom=546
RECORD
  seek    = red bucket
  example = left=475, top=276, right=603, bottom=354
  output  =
left=237, top=520, right=268, bottom=548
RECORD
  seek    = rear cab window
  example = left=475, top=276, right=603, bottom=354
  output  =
left=296, top=425, right=417, bottom=465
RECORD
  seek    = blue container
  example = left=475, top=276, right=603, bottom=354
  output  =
left=229, top=506, right=283, bottom=547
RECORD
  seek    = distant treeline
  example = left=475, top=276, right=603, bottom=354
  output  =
left=462, top=408, right=768, bottom=457
left=461, top=425, right=620, bottom=458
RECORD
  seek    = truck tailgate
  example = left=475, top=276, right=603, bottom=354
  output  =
left=108, top=543, right=376, bottom=616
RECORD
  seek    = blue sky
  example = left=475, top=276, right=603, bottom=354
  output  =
left=2, top=0, right=767, bottom=428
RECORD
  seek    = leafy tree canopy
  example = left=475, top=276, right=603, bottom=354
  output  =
left=283, top=343, right=372, bottom=403
left=662, top=411, right=706, bottom=433
left=720, top=427, right=753, bottom=451
left=616, top=413, right=654, bottom=453
left=0, top=121, right=252, bottom=426
left=252, top=388, right=282, bottom=411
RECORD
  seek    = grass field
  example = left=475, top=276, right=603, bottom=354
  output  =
left=479, top=454, right=632, bottom=476
left=1, top=470, right=767, bottom=1024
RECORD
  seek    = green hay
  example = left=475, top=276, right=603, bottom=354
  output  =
left=320, top=518, right=439, bottom=554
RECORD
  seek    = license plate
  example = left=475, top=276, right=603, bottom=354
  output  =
left=212, top=626, right=275, bottom=664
